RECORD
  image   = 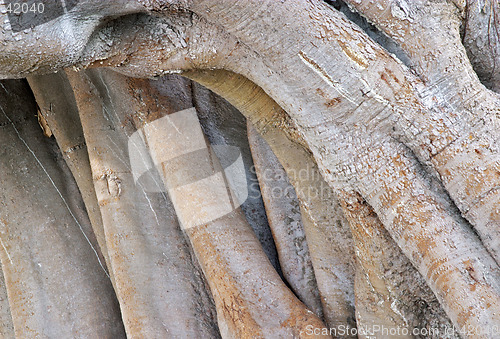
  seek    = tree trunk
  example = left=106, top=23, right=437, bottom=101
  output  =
left=0, top=0, right=499, bottom=337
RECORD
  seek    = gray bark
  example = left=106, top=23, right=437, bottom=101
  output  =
left=248, top=122, right=323, bottom=318
left=65, top=68, right=220, bottom=338
left=183, top=70, right=358, bottom=332
left=0, top=79, right=124, bottom=338
left=0, top=0, right=499, bottom=337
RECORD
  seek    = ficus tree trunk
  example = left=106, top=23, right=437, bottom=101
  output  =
left=0, top=0, right=499, bottom=338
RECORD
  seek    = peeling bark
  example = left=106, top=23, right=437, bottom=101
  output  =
left=344, top=0, right=500, bottom=266
left=339, top=191, right=458, bottom=339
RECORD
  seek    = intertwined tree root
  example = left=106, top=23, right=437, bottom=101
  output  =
left=1, top=0, right=499, bottom=338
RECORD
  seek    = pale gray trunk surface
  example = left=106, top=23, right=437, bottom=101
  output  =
left=0, top=79, right=125, bottom=338
left=0, top=0, right=499, bottom=337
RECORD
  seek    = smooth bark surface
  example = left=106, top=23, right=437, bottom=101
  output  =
left=0, top=253, right=14, bottom=337
left=248, top=122, right=323, bottom=318
left=0, top=79, right=124, bottom=338
left=101, top=71, right=327, bottom=338
left=185, top=70, right=357, bottom=331
left=66, top=69, right=220, bottom=338
left=26, top=72, right=115, bottom=287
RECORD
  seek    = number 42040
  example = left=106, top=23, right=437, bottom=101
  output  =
left=6, top=2, right=45, bottom=14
